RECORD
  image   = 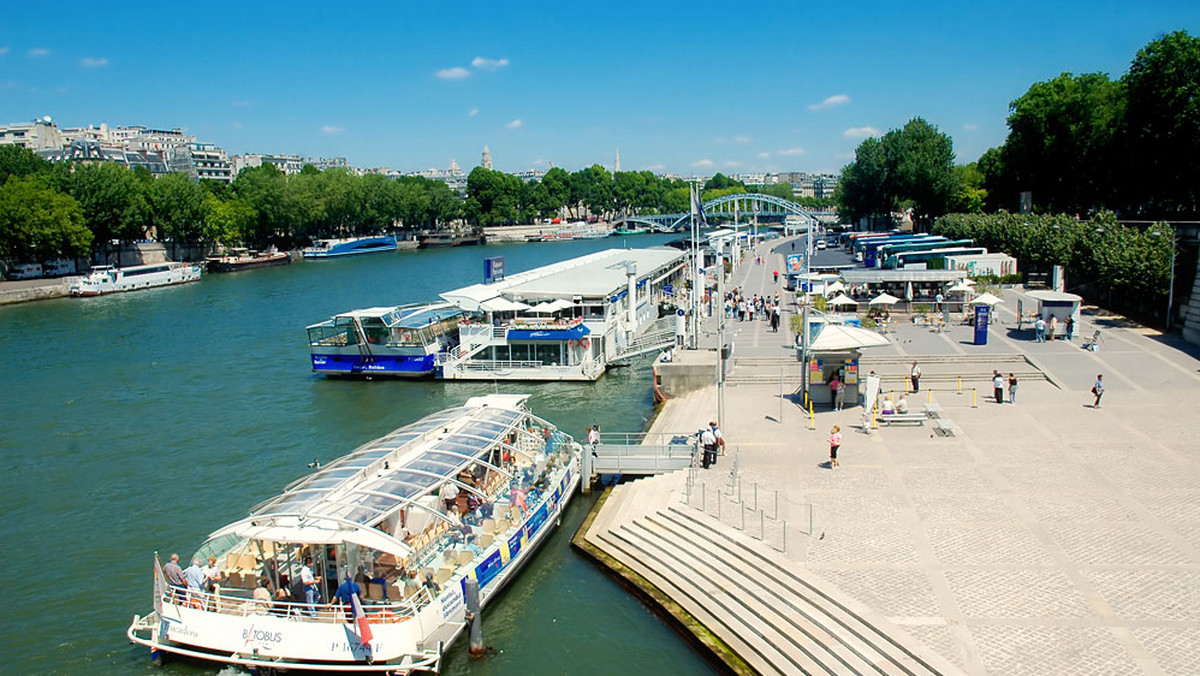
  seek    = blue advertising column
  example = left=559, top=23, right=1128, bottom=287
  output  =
left=973, top=304, right=990, bottom=345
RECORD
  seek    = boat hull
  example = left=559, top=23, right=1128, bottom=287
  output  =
left=311, top=353, right=438, bottom=377
left=69, top=265, right=202, bottom=296
left=207, top=254, right=291, bottom=272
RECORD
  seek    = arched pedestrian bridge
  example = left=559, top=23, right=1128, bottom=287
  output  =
left=613, top=192, right=834, bottom=232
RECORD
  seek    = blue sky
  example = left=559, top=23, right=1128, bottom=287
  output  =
left=1, top=1, right=1196, bottom=176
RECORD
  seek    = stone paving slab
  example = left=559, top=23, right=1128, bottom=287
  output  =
left=638, top=236, right=1200, bottom=674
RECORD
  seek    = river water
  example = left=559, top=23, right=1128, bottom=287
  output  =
left=0, top=235, right=718, bottom=675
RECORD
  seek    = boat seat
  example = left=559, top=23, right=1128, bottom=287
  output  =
left=365, top=582, right=385, bottom=601
left=477, top=533, right=494, bottom=549
left=455, top=549, right=475, bottom=565
left=435, top=567, right=454, bottom=586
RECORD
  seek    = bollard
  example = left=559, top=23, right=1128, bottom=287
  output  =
left=957, top=376, right=962, bottom=394
left=464, top=577, right=484, bottom=657
left=905, top=377, right=911, bottom=393
left=808, top=401, right=815, bottom=430
left=972, top=388, right=978, bottom=408
left=928, top=389, right=933, bottom=403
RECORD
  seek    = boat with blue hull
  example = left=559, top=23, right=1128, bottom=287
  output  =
left=307, top=303, right=467, bottom=377
left=303, top=235, right=399, bottom=259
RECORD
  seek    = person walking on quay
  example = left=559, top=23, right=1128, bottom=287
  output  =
left=828, top=425, right=841, bottom=468
left=770, top=305, right=781, bottom=333
left=1048, top=315, right=1058, bottom=341
left=910, top=361, right=921, bottom=393
left=709, top=420, right=726, bottom=460
left=699, top=425, right=718, bottom=469
left=834, top=375, right=846, bottom=411
left=828, top=373, right=841, bottom=410
left=1008, top=373, right=1018, bottom=404
left=1065, top=315, right=1075, bottom=341
left=992, top=370, right=1004, bottom=404
left=587, top=425, right=599, bottom=457
left=1092, top=374, right=1104, bottom=408
left=1035, top=316, right=1046, bottom=342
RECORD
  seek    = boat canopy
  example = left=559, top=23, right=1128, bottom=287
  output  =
left=211, top=395, right=534, bottom=551
left=380, top=303, right=465, bottom=328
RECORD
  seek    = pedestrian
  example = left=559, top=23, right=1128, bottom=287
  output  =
left=699, top=426, right=717, bottom=469
left=587, top=425, right=599, bottom=457
left=709, top=420, right=725, bottom=460
left=910, top=361, right=921, bottom=393
left=1048, top=315, right=1058, bottom=341
left=1008, top=373, right=1018, bottom=404
left=1065, top=315, right=1074, bottom=341
left=935, top=292, right=944, bottom=311
left=163, top=553, right=187, bottom=600
left=1092, top=374, right=1104, bottom=408
left=1035, top=316, right=1046, bottom=342
left=834, top=375, right=846, bottom=411
left=828, top=374, right=840, bottom=410
left=992, top=370, right=1004, bottom=404
left=828, top=425, right=841, bottom=468
left=770, top=306, right=780, bottom=333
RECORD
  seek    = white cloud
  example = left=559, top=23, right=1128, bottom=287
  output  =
left=434, top=67, right=470, bottom=80
left=757, top=152, right=770, bottom=158
left=691, top=159, right=715, bottom=168
left=733, top=135, right=752, bottom=143
left=506, top=119, right=522, bottom=129
left=80, top=56, right=108, bottom=68
left=321, top=125, right=344, bottom=134
left=724, top=161, right=743, bottom=168
left=962, top=123, right=978, bottom=131
left=27, top=48, right=49, bottom=57
left=808, top=94, right=850, bottom=110
left=778, top=147, right=806, bottom=156
left=468, top=108, right=479, bottom=117
left=843, top=126, right=881, bottom=138
left=471, top=56, right=509, bottom=71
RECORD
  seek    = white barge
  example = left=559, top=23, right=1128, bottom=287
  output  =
left=69, top=262, right=202, bottom=296
left=128, top=394, right=580, bottom=673
left=436, top=247, right=687, bottom=381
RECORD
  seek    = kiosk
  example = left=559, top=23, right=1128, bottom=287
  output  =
left=1027, top=290, right=1082, bottom=339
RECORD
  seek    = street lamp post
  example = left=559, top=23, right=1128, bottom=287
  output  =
left=1151, top=229, right=1177, bottom=331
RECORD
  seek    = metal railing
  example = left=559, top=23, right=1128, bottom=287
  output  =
left=159, top=582, right=432, bottom=622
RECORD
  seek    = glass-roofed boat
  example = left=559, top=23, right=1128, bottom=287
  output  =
left=127, top=394, right=581, bottom=673
left=306, top=302, right=468, bottom=377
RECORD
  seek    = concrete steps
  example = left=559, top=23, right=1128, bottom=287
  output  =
left=583, top=476, right=961, bottom=676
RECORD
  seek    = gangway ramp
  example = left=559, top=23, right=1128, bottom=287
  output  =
left=581, top=431, right=697, bottom=492
left=613, top=316, right=677, bottom=362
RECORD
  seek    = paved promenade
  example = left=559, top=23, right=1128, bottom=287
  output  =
left=608, top=236, right=1200, bottom=675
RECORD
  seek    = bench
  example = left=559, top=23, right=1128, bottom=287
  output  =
left=924, top=403, right=943, bottom=418
left=932, top=418, right=956, bottom=437
left=879, top=413, right=926, bottom=426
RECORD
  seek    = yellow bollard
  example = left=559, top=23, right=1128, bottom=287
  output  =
left=905, top=376, right=912, bottom=393
left=957, top=376, right=962, bottom=394
left=972, top=388, right=977, bottom=408
left=872, top=401, right=878, bottom=429
left=928, top=389, right=933, bottom=403
left=808, top=401, right=815, bottom=430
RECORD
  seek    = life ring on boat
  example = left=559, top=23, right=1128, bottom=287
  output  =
left=367, top=609, right=398, bottom=623
left=402, top=332, right=411, bottom=342
left=568, top=339, right=577, bottom=348
left=579, top=337, right=590, bottom=349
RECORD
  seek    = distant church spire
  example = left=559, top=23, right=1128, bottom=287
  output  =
left=481, top=145, right=492, bottom=170
left=615, top=147, right=621, bottom=173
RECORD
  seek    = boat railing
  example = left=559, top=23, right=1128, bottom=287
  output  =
left=159, top=583, right=433, bottom=623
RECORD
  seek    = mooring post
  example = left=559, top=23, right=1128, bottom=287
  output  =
left=464, top=577, right=484, bottom=657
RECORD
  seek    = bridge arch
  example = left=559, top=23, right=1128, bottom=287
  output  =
left=702, top=192, right=818, bottom=223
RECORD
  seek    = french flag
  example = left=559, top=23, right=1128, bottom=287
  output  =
left=348, top=575, right=374, bottom=645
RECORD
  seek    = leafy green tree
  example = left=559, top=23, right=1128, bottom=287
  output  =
left=949, top=163, right=987, bottom=214
left=570, top=165, right=614, bottom=219
left=540, top=167, right=571, bottom=216
left=68, top=162, right=152, bottom=246
left=149, top=172, right=209, bottom=248
left=703, top=173, right=744, bottom=191
left=837, top=137, right=891, bottom=223
left=0, top=176, right=91, bottom=261
left=882, top=117, right=959, bottom=224
left=0, top=145, right=49, bottom=186
left=1121, top=30, right=1200, bottom=216
left=233, top=164, right=299, bottom=245
left=203, top=193, right=257, bottom=246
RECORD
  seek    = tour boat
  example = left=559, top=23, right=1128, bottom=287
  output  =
left=205, top=248, right=291, bottom=272
left=68, top=262, right=202, bottom=296
left=127, top=394, right=581, bottom=674
left=306, top=302, right=468, bottom=377
left=303, top=236, right=399, bottom=259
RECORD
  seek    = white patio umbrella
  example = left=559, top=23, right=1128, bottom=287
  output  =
left=869, top=292, right=901, bottom=306
left=824, top=280, right=846, bottom=295
left=905, top=281, right=914, bottom=301
left=827, top=293, right=858, bottom=307
left=810, top=324, right=890, bottom=350
left=528, top=301, right=559, bottom=313
left=479, top=297, right=532, bottom=312
left=946, top=282, right=973, bottom=293
left=968, top=292, right=1004, bottom=305
left=528, top=298, right=573, bottom=313
left=960, top=277, right=976, bottom=286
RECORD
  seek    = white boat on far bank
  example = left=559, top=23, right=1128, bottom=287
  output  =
left=69, top=262, right=202, bottom=297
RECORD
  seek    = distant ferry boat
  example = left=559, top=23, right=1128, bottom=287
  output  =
left=417, top=231, right=484, bottom=248
left=205, top=248, right=291, bottom=273
left=302, top=236, right=398, bottom=259
left=68, top=262, right=202, bottom=297
left=307, top=302, right=467, bottom=377
left=127, top=394, right=582, bottom=674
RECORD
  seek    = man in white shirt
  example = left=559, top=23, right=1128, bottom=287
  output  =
left=440, top=481, right=459, bottom=513
left=300, top=556, right=320, bottom=615
left=699, top=427, right=717, bottom=469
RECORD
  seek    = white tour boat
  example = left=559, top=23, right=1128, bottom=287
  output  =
left=69, top=262, right=202, bottom=296
left=127, top=394, right=581, bottom=673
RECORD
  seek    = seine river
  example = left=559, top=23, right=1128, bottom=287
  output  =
left=0, top=234, right=717, bottom=675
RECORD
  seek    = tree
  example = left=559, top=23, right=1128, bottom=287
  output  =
left=949, top=163, right=987, bottom=214
left=836, top=137, right=890, bottom=223
left=149, top=172, right=209, bottom=248
left=703, top=173, right=743, bottom=191
left=881, top=117, right=959, bottom=224
left=0, top=145, right=49, bottom=186
left=233, top=164, right=299, bottom=245
left=540, top=168, right=570, bottom=217
left=570, top=165, right=614, bottom=219
left=68, top=162, right=152, bottom=247
left=1121, top=30, right=1200, bottom=216
left=1000, top=72, right=1122, bottom=214
left=203, top=193, right=257, bottom=246
left=0, top=176, right=91, bottom=261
